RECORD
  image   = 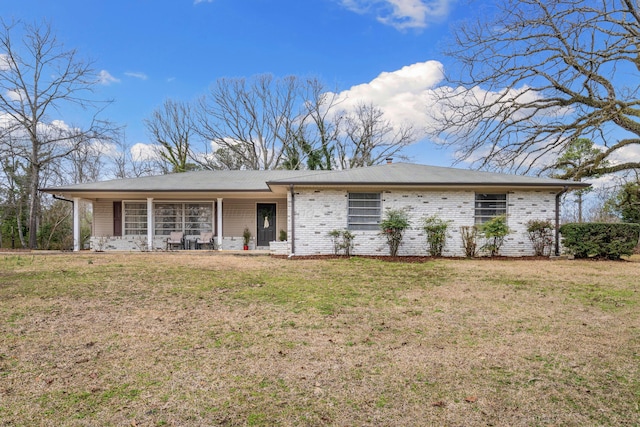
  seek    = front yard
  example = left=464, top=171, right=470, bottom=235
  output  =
left=1, top=253, right=638, bottom=426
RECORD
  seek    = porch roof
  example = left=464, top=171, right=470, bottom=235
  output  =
left=41, top=169, right=330, bottom=194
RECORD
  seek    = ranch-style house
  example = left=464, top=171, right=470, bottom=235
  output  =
left=41, top=162, right=589, bottom=257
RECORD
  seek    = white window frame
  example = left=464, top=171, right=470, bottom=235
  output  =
left=475, top=193, right=507, bottom=224
left=347, top=192, right=382, bottom=231
left=123, top=201, right=148, bottom=236
left=153, top=201, right=214, bottom=236
left=122, top=200, right=214, bottom=236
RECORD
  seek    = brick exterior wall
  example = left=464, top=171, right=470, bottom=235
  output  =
left=291, top=188, right=558, bottom=257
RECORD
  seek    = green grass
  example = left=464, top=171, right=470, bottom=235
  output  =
left=0, top=253, right=638, bottom=426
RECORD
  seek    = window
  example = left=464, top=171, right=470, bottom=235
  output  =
left=123, top=202, right=147, bottom=235
left=475, top=193, right=507, bottom=223
left=154, top=203, right=183, bottom=236
left=154, top=202, right=213, bottom=236
left=348, top=193, right=381, bottom=230
left=184, top=203, right=213, bottom=235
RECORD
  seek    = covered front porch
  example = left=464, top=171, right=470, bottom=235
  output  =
left=72, top=195, right=289, bottom=254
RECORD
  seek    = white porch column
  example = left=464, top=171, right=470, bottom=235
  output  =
left=147, top=197, right=153, bottom=251
left=73, top=197, right=80, bottom=252
left=216, top=198, right=223, bottom=250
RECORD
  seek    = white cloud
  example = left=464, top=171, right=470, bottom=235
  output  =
left=130, top=142, right=160, bottom=162
left=338, top=0, right=454, bottom=30
left=331, top=60, right=445, bottom=135
left=98, top=70, right=120, bottom=85
left=125, top=72, right=148, bottom=80
left=0, top=54, right=10, bottom=71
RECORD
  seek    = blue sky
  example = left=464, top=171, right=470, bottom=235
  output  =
left=3, top=0, right=475, bottom=167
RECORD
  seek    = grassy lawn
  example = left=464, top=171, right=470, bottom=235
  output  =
left=0, top=253, right=639, bottom=426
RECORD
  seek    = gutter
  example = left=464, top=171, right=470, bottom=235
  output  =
left=555, top=186, right=570, bottom=256
left=52, top=194, right=73, bottom=204
left=289, top=184, right=295, bottom=257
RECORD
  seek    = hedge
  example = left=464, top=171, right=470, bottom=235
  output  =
left=559, top=222, right=640, bottom=260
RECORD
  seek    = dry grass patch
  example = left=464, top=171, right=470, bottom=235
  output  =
left=0, top=253, right=638, bottom=426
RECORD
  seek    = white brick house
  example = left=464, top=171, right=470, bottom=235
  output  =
left=41, top=162, right=588, bottom=256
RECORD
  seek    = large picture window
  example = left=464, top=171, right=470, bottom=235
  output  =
left=154, top=202, right=213, bottom=236
left=475, top=193, right=507, bottom=224
left=348, top=193, right=381, bottom=230
left=123, top=202, right=147, bottom=235
left=154, top=203, right=183, bottom=236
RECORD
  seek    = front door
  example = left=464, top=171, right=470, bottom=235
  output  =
left=256, top=203, right=276, bottom=247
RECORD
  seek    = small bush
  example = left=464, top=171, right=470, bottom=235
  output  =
left=380, top=210, right=411, bottom=256
left=422, top=215, right=451, bottom=256
left=460, top=225, right=479, bottom=258
left=526, top=219, right=554, bottom=257
left=559, top=222, right=640, bottom=260
left=328, top=229, right=355, bottom=256
left=479, top=215, right=510, bottom=257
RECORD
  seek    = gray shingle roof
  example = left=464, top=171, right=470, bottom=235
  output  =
left=267, top=163, right=589, bottom=188
left=41, top=169, right=331, bottom=193
left=41, top=162, right=588, bottom=194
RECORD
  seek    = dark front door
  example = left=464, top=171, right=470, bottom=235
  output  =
left=256, top=203, right=276, bottom=247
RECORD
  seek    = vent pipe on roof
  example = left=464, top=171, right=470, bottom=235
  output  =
left=386, top=158, right=393, bottom=164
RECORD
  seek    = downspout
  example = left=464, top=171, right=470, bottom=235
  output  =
left=555, top=186, right=569, bottom=256
left=289, top=184, right=295, bottom=257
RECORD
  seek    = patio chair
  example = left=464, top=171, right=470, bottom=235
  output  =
left=166, top=231, right=184, bottom=250
left=195, top=232, right=215, bottom=250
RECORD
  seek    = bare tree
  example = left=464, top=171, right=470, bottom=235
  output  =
left=196, top=74, right=300, bottom=170
left=430, top=0, right=640, bottom=176
left=0, top=20, right=113, bottom=248
left=145, top=99, right=198, bottom=173
left=336, top=102, right=415, bottom=169
left=292, top=79, right=342, bottom=170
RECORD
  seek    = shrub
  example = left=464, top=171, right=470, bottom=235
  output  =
left=559, top=222, right=640, bottom=260
left=380, top=209, right=411, bottom=256
left=526, top=219, right=554, bottom=257
left=279, top=229, right=287, bottom=241
left=460, top=225, right=478, bottom=258
left=328, top=229, right=355, bottom=256
left=479, top=215, right=510, bottom=257
left=422, top=215, right=451, bottom=256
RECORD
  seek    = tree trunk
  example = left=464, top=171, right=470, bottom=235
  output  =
left=28, top=161, right=40, bottom=249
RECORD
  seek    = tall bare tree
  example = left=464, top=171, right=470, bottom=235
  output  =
left=145, top=99, right=198, bottom=173
left=0, top=20, right=113, bottom=248
left=430, top=0, right=640, bottom=176
left=336, top=102, right=415, bottom=169
left=196, top=74, right=300, bottom=170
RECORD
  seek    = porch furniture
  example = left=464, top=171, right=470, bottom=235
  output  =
left=195, top=232, right=215, bottom=250
left=183, top=235, right=198, bottom=250
left=166, top=232, right=184, bottom=250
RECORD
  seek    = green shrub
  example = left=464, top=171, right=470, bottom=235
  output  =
left=479, top=215, right=510, bottom=257
left=526, top=219, right=554, bottom=257
left=559, top=222, right=640, bottom=260
left=380, top=209, right=411, bottom=256
left=422, top=215, right=451, bottom=256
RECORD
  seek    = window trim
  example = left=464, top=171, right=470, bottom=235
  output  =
left=123, top=201, right=148, bottom=236
left=122, top=200, right=215, bottom=236
left=474, top=193, right=508, bottom=224
left=347, top=192, right=382, bottom=231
